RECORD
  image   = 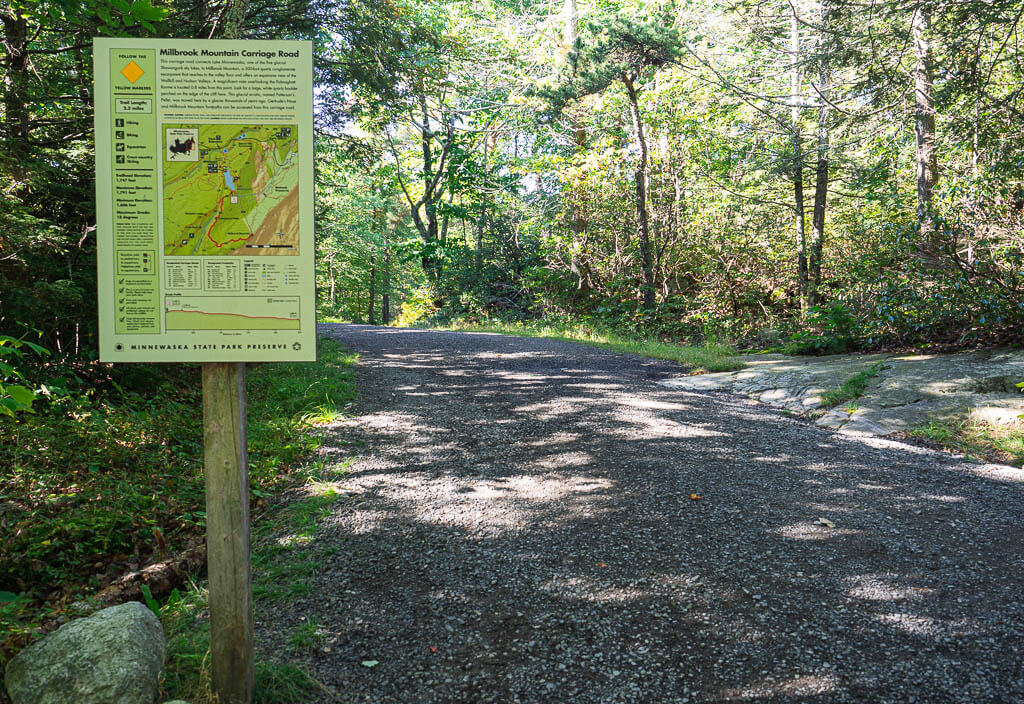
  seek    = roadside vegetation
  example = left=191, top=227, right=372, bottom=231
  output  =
left=908, top=418, right=1024, bottom=468
left=158, top=454, right=355, bottom=702
left=434, top=316, right=743, bottom=373
left=0, top=337, right=357, bottom=692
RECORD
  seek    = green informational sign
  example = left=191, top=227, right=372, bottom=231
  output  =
left=94, top=39, right=315, bottom=362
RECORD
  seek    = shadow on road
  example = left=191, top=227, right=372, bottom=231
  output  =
left=259, top=325, right=1024, bottom=703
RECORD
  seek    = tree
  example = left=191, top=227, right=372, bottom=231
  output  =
left=545, top=9, right=681, bottom=309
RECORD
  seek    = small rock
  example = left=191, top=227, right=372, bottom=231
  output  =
left=4, top=601, right=165, bottom=704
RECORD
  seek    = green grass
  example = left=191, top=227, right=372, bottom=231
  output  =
left=909, top=417, right=1024, bottom=467
left=433, top=319, right=744, bottom=373
left=0, top=336, right=357, bottom=666
left=158, top=456, right=355, bottom=701
left=288, top=620, right=326, bottom=650
left=157, top=580, right=322, bottom=703
left=819, top=363, right=884, bottom=409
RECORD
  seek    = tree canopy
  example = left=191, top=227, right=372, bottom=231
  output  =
left=2, top=0, right=1022, bottom=357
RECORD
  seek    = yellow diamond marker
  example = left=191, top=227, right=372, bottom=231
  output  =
left=120, top=60, right=144, bottom=84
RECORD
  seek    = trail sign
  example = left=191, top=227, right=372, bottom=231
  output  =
left=94, top=38, right=315, bottom=363
left=95, top=38, right=315, bottom=704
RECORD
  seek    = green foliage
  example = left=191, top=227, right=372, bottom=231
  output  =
left=158, top=582, right=322, bottom=703
left=139, top=583, right=159, bottom=617
left=0, top=338, right=357, bottom=658
left=909, top=418, right=1024, bottom=468
left=254, top=660, right=321, bottom=703
left=819, top=363, right=884, bottom=409
left=287, top=620, right=326, bottom=650
left=436, top=315, right=744, bottom=373
left=787, top=303, right=858, bottom=355
left=0, top=334, right=49, bottom=416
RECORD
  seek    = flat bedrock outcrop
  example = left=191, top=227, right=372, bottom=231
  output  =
left=661, top=348, right=1024, bottom=437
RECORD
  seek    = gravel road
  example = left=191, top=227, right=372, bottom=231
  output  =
left=258, top=324, right=1024, bottom=703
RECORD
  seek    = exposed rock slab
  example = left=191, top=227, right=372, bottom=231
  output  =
left=4, top=601, right=165, bottom=704
left=661, top=348, right=1024, bottom=437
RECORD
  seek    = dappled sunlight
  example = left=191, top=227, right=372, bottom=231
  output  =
left=530, top=450, right=593, bottom=469
left=772, top=520, right=862, bottom=541
left=513, top=400, right=594, bottom=418
left=565, top=381, right=627, bottom=391
left=525, top=431, right=582, bottom=447
left=875, top=612, right=954, bottom=637
left=608, top=415, right=729, bottom=440
left=539, top=575, right=656, bottom=604
left=845, top=574, right=933, bottom=602
left=964, top=462, right=1024, bottom=483
left=719, top=673, right=841, bottom=700
left=613, top=396, right=695, bottom=412
left=294, top=324, right=1024, bottom=703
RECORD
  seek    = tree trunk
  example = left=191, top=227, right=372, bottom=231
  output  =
left=912, top=5, right=938, bottom=243
left=328, top=257, right=336, bottom=306
left=475, top=203, right=486, bottom=280
left=368, top=256, right=376, bottom=325
left=622, top=74, right=655, bottom=310
left=420, top=96, right=441, bottom=285
left=809, top=0, right=831, bottom=303
left=2, top=12, right=29, bottom=156
left=382, top=250, right=391, bottom=324
left=562, top=0, right=591, bottom=293
left=790, top=9, right=808, bottom=313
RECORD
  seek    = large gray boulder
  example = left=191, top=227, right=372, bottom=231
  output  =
left=4, top=601, right=165, bottom=704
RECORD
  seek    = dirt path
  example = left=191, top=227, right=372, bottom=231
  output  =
left=258, top=324, right=1024, bottom=703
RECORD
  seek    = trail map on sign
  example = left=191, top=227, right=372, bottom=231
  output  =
left=163, top=124, right=299, bottom=256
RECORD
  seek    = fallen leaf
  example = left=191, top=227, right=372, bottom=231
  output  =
left=816, top=517, right=835, bottom=529
left=597, top=562, right=608, bottom=568
left=361, top=660, right=379, bottom=668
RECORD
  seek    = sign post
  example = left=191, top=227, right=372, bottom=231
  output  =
left=94, top=38, right=315, bottom=704
left=202, top=362, right=253, bottom=702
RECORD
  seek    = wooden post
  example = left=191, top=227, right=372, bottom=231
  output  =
left=202, top=362, right=254, bottom=704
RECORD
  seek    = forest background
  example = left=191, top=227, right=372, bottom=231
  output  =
left=2, top=0, right=1023, bottom=365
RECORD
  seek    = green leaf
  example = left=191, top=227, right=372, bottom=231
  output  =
left=96, top=4, right=114, bottom=26
left=140, top=583, right=159, bottom=616
left=5, top=384, right=36, bottom=409
left=20, top=339, right=49, bottom=356
left=130, top=0, right=166, bottom=22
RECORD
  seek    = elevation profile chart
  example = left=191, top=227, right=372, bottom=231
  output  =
left=164, top=296, right=301, bottom=330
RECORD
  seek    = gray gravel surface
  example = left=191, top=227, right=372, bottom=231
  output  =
left=257, top=324, right=1024, bottom=703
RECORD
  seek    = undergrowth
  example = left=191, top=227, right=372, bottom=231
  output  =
left=908, top=417, right=1024, bottom=467
left=431, top=318, right=744, bottom=373
left=0, top=337, right=357, bottom=670
left=158, top=453, right=356, bottom=702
